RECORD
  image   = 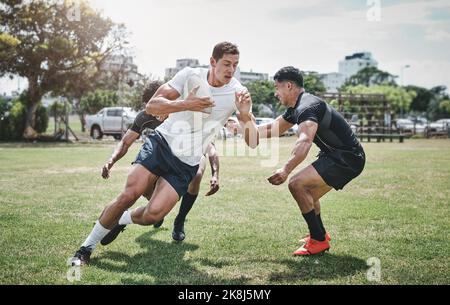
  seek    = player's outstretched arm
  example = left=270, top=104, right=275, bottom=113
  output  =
left=101, top=130, right=140, bottom=179
left=267, top=120, right=317, bottom=185
left=258, top=116, right=294, bottom=139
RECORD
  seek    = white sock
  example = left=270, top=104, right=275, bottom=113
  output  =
left=81, top=221, right=110, bottom=251
left=118, top=210, right=134, bottom=225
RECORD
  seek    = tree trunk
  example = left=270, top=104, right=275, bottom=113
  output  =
left=79, top=112, right=86, bottom=133
left=72, top=98, right=86, bottom=132
left=23, top=78, right=42, bottom=139
left=23, top=102, right=39, bottom=139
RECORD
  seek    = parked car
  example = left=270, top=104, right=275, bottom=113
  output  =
left=429, top=119, right=450, bottom=132
left=284, top=124, right=298, bottom=136
left=255, top=117, right=299, bottom=136
left=86, top=107, right=137, bottom=140
left=255, top=117, right=274, bottom=126
left=349, top=114, right=360, bottom=134
left=395, top=119, right=426, bottom=134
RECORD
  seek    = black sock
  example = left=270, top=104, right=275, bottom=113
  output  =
left=174, top=192, right=198, bottom=228
left=302, top=210, right=325, bottom=241
left=317, top=213, right=326, bottom=235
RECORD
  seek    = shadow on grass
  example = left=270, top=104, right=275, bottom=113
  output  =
left=262, top=254, right=368, bottom=282
left=91, top=230, right=250, bottom=285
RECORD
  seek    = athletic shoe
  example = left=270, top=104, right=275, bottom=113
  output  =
left=70, top=246, right=92, bottom=266
left=299, top=232, right=331, bottom=244
left=153, top=218, right=164, bottom=228
left=172, top=221, right=185, bottom=242
left=293, top=238, right=330, bottom=256
left=100, top=224, right=126, bottom=246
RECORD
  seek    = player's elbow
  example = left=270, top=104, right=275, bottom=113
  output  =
left=146, top=99, right=161, bottom=116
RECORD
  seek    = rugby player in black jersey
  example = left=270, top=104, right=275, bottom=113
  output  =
left=259, top=67, right=366, bottom=256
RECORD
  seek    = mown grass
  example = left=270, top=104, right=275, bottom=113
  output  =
left=0, top=138, right=449, bottom=284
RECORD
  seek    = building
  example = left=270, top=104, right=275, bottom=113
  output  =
left=165, top=58, right=206, bottom=79
left=235, top=69, right=269, bottom=84
left=100, top=55, right=141, bottom=84
left=319, top=52, right=379, bottom=92
left=338, top=52, right=378, bottom=80
left=320, top=72, right=346, bottom=93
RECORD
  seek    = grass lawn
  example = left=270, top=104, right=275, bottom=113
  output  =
left=0, top=138, right=449, bottom=285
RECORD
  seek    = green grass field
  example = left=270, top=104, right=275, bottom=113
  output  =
left=0, top=138, right=449, bottom=285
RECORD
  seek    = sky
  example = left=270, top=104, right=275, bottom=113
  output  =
left=2, top=0, right=450, bottom=94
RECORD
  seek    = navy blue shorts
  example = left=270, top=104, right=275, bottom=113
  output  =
left=133, top=132, right=199, bottom=198
left=312, top=145, right=366, bottom=190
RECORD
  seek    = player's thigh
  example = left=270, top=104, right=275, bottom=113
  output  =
left=289, top=165, right=332, bottom=201
left=124, top=164, right=159, bottom=198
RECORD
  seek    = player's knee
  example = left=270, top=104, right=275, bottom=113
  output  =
left=289, top=177, right=308, bottom=195
left=288, top=177, right=305, bottom=194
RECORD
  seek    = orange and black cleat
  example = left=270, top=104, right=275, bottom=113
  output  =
left=299, top=232, right=331, bottom=245
left=293, top=238, right=330, bottom=256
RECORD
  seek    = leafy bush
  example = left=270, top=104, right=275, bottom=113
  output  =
left=0, top=94, right=48, bottom=140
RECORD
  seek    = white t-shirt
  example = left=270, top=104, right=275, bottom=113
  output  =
left=156, top=67, right=246, bottom=166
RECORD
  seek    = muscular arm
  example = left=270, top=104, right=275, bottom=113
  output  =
left=146, top=83, right=214, bottom=117
left=237, top=113, right=259, bottom=149
left=267, top=120, right=317, bottom=185
left=258, top=115, right=294, bottom=139
left=102, top=130, right=140, bottom=179
left=283, top=120, right=317, bottom=174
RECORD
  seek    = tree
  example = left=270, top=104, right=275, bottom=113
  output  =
left=427, top=86, right=450, bottom=120
left=246, top=72, right=326, bottom=117
left=0, top=0, right=128, bottom=138
left=0, top=91, right=48, bottom=140
left=342, top=85, right=416, bottom=114
left=345, top=67, right=397, bottom=87
left=405, top=85, right=436, bottom=112
left=303, top=71, right=326, bottom=95
left=80, top=89, right=118, bottom=115
left=439, top=100, right=450, bottom=113
left=246, top=80, right=279, bottom=117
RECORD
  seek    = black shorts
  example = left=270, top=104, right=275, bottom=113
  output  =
left=312, top=146, right=366, bottom=190
left=133, top=131, right=199, bottom=198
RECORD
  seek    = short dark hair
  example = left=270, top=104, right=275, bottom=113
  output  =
left=142, top=80, right=163, bottom=105
left=273, top=66, right=304, bottom=88
left=212, top=41, right=240, bottom=61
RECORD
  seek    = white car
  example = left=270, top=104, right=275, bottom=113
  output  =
left=429, top=119, right=450, bottom=132
left=395, top=119, right=426, bottom=134
left=86, top=107, right=137, bottom=140
left=255, top=117, right=274, bottom=126
left=255, top=117, right=299, bottom=136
